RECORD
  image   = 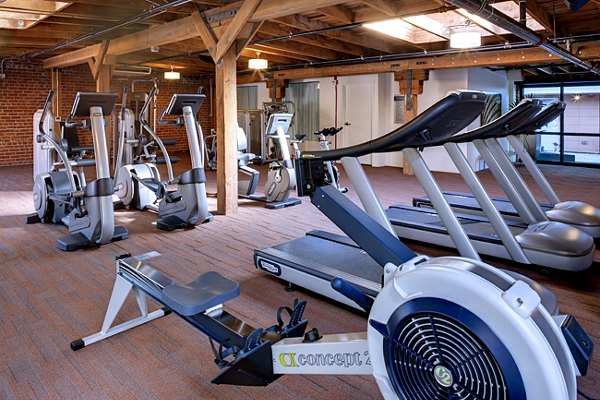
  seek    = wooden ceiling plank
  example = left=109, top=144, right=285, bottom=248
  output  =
left=258, top=21, right=366, bottom=56
left=252, top=39, right=347, bottom=60
left=362, top=0, right=398, bottom=17
left=317, top=5, right=355, bottom=23
left=234, top=20, right=263, bottom=58
left=250, top=0, right=355, bottom=21
left=275, top=14, right=399, bottom=54
left=516, top=0, right=559, bottom=36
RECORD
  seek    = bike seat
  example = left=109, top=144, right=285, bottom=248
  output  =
left=161, top=271, right=240, bottom=316
left=295, top=134, right=306, bottom=141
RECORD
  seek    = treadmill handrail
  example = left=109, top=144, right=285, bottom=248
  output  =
left=438, top=98, right=543, bottom=144
left=512, top=101, right=566, bottom=135
left=300, top=90, right=487, bottom=162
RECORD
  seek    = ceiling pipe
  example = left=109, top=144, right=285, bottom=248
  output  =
left=26, top=0, right=193, bottom=59
left=443, top=0, right=600, bottom=74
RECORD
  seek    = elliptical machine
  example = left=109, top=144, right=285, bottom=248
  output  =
left=238, top=113, right=301, bottom=209
left=26, top=91, right=128, bottom=251
left=114, top=89, right=213, bottom=231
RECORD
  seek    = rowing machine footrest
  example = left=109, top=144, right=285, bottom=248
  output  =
left=161, top=271, right=240, bottom=316
left=211, top=340, right=279, bottom=386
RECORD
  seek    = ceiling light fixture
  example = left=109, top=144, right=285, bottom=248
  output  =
left=248, top=52, right=268, bottom=69
left=164, top=66, right=180, bottom=80
left=449, top=30, right=481, bottom=49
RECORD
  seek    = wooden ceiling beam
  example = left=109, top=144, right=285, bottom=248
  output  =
left=214, top=0, right=262, bottom=62
left=44, top=43, right=102, bottom=68
left=249, top=43, right=320, bottom=61
left=248, top=41, right=600, bottom=80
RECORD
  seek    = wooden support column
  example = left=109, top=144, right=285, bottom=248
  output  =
left=215, top=47, right=239, bottom=215
left=51, top=68, right=62, bottom=138
left=394, top=69, right=428, bottom=175
left=266, top=78, right=288, bottom=102
left=195, top=1, right=264, bottom=215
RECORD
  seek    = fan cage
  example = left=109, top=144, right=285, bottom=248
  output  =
left=382, top=299, right=526, bottom=400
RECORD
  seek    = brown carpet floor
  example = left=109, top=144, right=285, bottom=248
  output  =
left=0, top=156, right=598, bottom=399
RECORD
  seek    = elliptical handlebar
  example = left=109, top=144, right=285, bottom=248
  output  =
left=138, top=85, right=175, bottom=183
left=38, top=90, right=54, bottom=136
left=38, top=90, right=79, bottom=195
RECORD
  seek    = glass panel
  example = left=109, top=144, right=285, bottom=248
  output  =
left=522, top=86, right=560, bottom=133
left=537, top=133, right=562, bottom=162
left=564, top=135, right=600, bottom=165
left=563, top=86, right=599, bottom=135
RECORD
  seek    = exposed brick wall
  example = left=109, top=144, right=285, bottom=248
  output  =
left=0, top=60, right=53, bottom=167
left=0, top=59, right=215, bottom=167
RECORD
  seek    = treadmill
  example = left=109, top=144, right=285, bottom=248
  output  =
left=385, top=100, right=595, bottom=271
left=411, top=102, right=600, bottom=238
left=255, top=91, right=488, bottom=309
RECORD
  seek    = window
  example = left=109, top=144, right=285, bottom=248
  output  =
left=521, top=83, right=600, bottom=166
left=237, top=86, right=258, bottom=109
left=286, top=81, right=320, bottom=137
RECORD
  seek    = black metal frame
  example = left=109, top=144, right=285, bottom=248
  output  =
left=517, top=80, right=600, bottom=168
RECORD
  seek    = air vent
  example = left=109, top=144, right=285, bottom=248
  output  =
left=113, top=65, right=152, bottom=76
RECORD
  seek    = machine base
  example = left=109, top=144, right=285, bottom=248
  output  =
left=56, top=225, right=129, bottom=251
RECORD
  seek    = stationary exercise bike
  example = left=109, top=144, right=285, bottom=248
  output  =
left=238, top=113, right=301, bottom=209
left=71, top=158, right=593, bottom=400
left=315, top=126, right=347, bottom=193
left=26, top=91, right=128, bottom=251
left=114, top=89, right=213, bottom=230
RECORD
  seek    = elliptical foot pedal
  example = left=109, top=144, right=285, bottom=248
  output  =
left=56, top=232, right=93, bottom=251
left=25, top=213, right=41, bottom=224
left=264, top=198, right=301, bottom=210
left=113, top=226, right=129, bottom=242
left=156, top=215, right=189, bottom=231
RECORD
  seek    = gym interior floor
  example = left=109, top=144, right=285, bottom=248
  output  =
left=0, top=156, right=598, bottom=399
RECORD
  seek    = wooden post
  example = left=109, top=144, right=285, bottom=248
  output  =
left=395, top=69, right=428, bottom=175
left=95, top=65, right=112, bottom=92
left=267, top=78, right=288, bottom=102
left=216, top=47, right=239, bottom=215
left=51, top=68, right=62, bottom=139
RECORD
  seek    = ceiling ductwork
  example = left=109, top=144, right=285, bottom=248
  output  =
left=443, top=0, right=600, bottom=74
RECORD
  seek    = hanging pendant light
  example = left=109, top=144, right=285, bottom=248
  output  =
left=164, top=66, right=180, bottom=80
left=248, top=51, right=268, bottom=69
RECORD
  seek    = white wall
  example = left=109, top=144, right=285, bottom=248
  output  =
left=237, top=67, right=511, bottom=173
